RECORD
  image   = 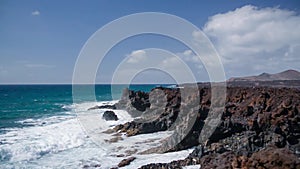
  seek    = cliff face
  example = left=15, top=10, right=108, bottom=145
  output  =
left=114, top=85, right=300, bottom=168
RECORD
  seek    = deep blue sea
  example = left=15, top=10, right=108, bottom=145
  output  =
left=0, top=84, right=159, bottom=131
left=0, top=84, right=187, bottom=168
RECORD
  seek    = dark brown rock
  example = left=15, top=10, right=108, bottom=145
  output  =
left=117, top=85, right=300, bottom=168
left=102, top=111, right=118, bottom=121
left=118, top=157, right=136, bottom=167
left=116, top=88, right=150, bottom=117
left=200, top=151, right=237, bottom=169
left=88, top=104, right=117, bottom=110
left=244, top=146, right=300, bottom=169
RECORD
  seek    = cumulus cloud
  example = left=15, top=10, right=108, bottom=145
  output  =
left=160, top=56, right=182, bottom=69
left=180, top=50, right=201, bottom=63
left=177, top=50, right=206, bottom=72
left=113, top=49, right=201, bottom=83
left=175, top=50, right=215, bottom=81
left=202, top=5, right=300, bottom=77
left=126, top=50, right=147, bottom=63
left=31, top=10, right=40, bottom=16
left=158, top=56, right=197, bottom=83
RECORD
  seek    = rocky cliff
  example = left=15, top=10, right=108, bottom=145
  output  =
left=113, top=84, right=300, bottom=168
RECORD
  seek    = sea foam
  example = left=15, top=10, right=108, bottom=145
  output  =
left=0, top=100, right=191, bottom=168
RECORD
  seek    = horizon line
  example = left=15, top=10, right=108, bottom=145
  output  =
left=0, top=83, right=180, bottom=85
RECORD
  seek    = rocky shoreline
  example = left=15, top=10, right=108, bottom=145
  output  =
left=93, top=84, right=300, bottom=168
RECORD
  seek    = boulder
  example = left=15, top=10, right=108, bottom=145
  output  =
left=102, top=111, right=118, bottom=121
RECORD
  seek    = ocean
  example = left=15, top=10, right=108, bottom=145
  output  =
left=0, top=85, right=195, bottom=169
left=0, top=85, right=158, bottom=130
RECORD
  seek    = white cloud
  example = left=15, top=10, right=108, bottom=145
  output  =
left=126, top=50, right=147, bottom=63
left=202, top=5, right=300, bottom=77
left=180, top=50, right=201, bottom=63
left=183, top=50, right=193, bottom=56
left=113, top=49, right=203, bottom=83
left=158, top=55, right=197, bottom=83
left=173, top=50, right=211, bottom=81
left=31, top=10, right=40, bottom=16
left=176, top=50, right=210, bottom=72
left=160, top=56, right=181, bottom=69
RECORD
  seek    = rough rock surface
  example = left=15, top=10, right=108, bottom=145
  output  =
left=112, top=85, right=300, bottom=168
left=115, top=87, right=182, bottom=135
left=243, top=146, right=300, bottom=168
left=117, top=157, right=136, bottom=167
left=116, top=88, right=150, bottom=117
left=102, top=110, right=118, bottom=121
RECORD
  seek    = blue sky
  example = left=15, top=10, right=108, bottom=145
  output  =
left=1, top=0, right=300, bottom=84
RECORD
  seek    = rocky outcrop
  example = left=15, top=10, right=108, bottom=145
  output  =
left=114, top=86, right=217, bottom=152
left=102, top=111, right=118, bottom=121
left=139, top=146, right=300, bottom=169
left=114, top=87, right=182, bottom=137
left=116, top=88, right=150, bottom=117
left=114, top=85, right=300, bottom=168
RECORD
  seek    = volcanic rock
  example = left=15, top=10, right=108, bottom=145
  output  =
left=116, top=88, right=150, bottom=117
left=102, top=111, right=118, bottom=121
left=116, top=85, right=300, bottom=168
left=88, top=104, right=116, bottom=110
left=244, top=146, right=300, bottom=168
left=118, top=157, right=136, bottom=167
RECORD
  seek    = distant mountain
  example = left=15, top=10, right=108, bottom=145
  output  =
left=228, top=70, right=300, bottom=82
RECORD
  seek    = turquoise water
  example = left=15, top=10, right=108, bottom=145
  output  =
left=0, top=84, right=160, bottom=130
left=0, top=84, right=179, bottom=168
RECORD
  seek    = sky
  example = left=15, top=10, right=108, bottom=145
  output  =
left=0, top=0, right=300, bottom=84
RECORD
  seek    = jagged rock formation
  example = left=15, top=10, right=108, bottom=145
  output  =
left=116, top=88, right=150, bottom=117
left=113, top=84, right=300, bottom=168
